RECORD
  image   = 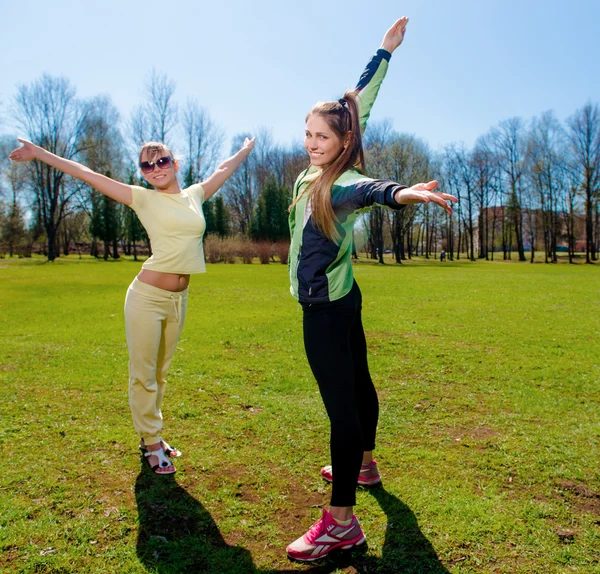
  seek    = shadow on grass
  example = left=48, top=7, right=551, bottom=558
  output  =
left=136, top=460, right=448, bottom=574
left=135, top=458, right=257, bottom=573
left=267, top=486, right=450, bottom=574
left=363, top=486, right=450, bottom=573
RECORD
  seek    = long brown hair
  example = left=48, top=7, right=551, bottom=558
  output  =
left=291, top=89, right=365, bottom=242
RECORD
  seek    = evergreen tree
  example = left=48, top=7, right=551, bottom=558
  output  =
left=122, top=172, right=148, bottom=260
left=203, top=198, right=216, bottom=235
left=183, top=164, right=194, bottom=189
left=249, top=176, right=290, bottom=241
left=90, top=188, right=121, bottom=260
left=213, top=196, right=230, bottom=238
left=1, top=201, right=26, bottom=257
left=124, top=205, right=145, bottom=260
left=249, top=198, right=265, bottom=240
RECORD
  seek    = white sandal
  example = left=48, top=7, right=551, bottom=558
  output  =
left=139, top=438, right=182, bottom=458
left=144, top=448, right=176, bottom=475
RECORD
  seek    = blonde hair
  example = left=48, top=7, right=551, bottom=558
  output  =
left=138, top=142, right=175, bottom=164
left=290, top=90, right=365, bottom=242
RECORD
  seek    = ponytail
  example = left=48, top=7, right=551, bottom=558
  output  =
left=290, top=90, right=365, bottom=242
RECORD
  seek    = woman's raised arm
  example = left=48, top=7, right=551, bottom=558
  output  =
left=354, top=17, right=409, bottom=133
left=9, top=138, right=133, bottom=205
left=380, top=16, right=409, bottom=54
left=201, top=137, right=255, bottom=200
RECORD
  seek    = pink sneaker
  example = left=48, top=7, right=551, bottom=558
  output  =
left=320, top=460, right=381, bottom=486
left=286, top=508, right=366, bottom=562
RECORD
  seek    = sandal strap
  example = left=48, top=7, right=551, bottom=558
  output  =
left=144, top=448, right=173, bottom=469
left=160, top=438, right=181, bottom=457
left=140, top=438, right=182, bottom=457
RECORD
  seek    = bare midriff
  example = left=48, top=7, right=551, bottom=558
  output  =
left=137, top=269, right=190, bottom=292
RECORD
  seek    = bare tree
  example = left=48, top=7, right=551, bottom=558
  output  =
left=181, top=99, right=223, bottom=186
left=12, top=74, right=89, bottom=261
left=59, top=210, right=88, bottom=257
left=129, top=107, right=148, bottom=150
left=364, top=124, right=393, bottom=262
left=79, top=95, right=127, bottom=259
left=562, top=161, right=581, bottom=263
left=362, top=118, right=394, bottom=150
left=390, top=135, right=430, bottom=261
left=487, top=170, right=503, bottom=261
left=445, top=144, right=476, bottom=261
left=252, top=127, right=276, bottom=191
left=270, top=144, right=307, bottom=191
left=491, top=117, right=528, bottom=261
left=436, top=164, right=456, bottom=260
left=472, top=135, right=498, bottom=260
left=441, top=147, right=463, bottom=260
left=222, top=133, right=256, bottom=235
left=130, top=69, right=178, bottom=147
left=526, top=111, right=568, bottom=263
left=567, top=102, right=600, bottom=263
left=363, top=130, right=433, bottom=262
left=0, top=136, right=29, bottom=256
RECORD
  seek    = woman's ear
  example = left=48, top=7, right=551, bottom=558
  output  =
left=173, top=159, right=180, bottom=173
left=343, top=131, right=353, bottom=149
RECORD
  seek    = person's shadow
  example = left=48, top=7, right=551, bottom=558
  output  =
left=268, top=486, right=451, bottom=574
left=359, top=486, right=451, bottom=573
left=136, top=459, right=449, bottom=573
left=135, top=458, right=257, bottom=573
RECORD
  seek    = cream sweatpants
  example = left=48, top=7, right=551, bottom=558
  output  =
left=124, top=278, right=188, bottom=446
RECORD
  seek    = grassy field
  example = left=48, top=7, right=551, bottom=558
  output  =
left=1, top=255, right=599, bottom=573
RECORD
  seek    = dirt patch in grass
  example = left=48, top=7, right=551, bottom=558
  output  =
left=433, top=424, right=499, bottom=444
left=240, top=403, right=264, bottom=414
left=276, top=484, right=325, bottom=524
left=469, top=425, right=498, bottom=440
left=0, top=362, right=18, bottom=371
left=555, top=479, right=600, bottom=516
left=201, top=462, right=251, bottom=486
left=0, top=545, right=19, bottom=566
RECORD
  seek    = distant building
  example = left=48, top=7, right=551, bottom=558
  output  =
left=478, top=207, right=586, bottom=254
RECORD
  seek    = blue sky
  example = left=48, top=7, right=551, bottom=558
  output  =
left=2, top=0, right=598, bottom=155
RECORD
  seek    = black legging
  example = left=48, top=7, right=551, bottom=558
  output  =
left=302, top=281, right=379, bottom=507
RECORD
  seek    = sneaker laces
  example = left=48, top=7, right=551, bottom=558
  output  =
left=360, top=460, right=378, bottom=475
left=304, top=514, right=329, bottom=543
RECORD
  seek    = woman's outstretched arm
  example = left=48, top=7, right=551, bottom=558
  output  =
left=201, top=137, right=255, bottom=200
left=9, top=138, right=133, bottom=205
left=394, top=181, right=457, bottom=216
left=334, top=179, right=457, bottom=216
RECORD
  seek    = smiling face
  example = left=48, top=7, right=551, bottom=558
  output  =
left=139, top=144, right=178, bottom=190
left=304, top=114, right=346, bottom=169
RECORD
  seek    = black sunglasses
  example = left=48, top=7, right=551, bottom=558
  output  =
left=140, top=156, right=174, bottom=174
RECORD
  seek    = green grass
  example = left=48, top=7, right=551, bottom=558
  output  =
left=1, top=255, right=599, bottom=573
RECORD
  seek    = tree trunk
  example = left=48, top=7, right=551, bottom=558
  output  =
left=46, top=226, right=58, bottom=262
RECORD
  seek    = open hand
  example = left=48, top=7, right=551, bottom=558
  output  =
left=381, top=17, right=409, bottom=54
left=8, top=138, right=38, bottom=162
left=242, top=137, right=256, bottom=155
left=395, top=180, right=457, bottom=215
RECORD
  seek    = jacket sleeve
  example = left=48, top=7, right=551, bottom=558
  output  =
left=333, top=177, right=408, bottom=214
left=354, top=49, right=392, bottom=134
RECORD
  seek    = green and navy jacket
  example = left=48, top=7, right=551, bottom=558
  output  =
left=289, top=49, right=407, bottom=304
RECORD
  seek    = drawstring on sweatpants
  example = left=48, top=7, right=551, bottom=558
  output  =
left=169, top=294, right=182, bottom=323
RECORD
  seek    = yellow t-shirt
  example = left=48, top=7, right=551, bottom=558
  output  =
left=129, top=183, right=206, bottom=274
